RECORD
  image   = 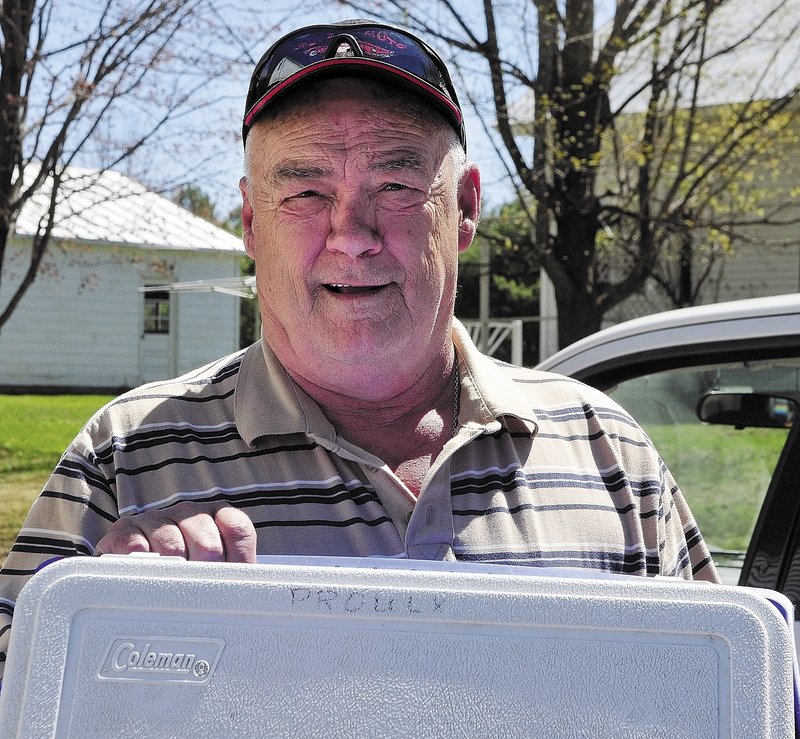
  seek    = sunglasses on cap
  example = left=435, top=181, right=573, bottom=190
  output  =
left=242, top=20, right=466, bottom=150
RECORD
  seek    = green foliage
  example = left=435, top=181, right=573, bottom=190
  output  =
left=457, top=201, right=541, bottom=363
left=493, top=274, right=536, bottom=303
left=604, top=102, right=799, bottom=306
left=239, top=255, right=258, bottom=348
left=613, top=103, right=795, bottom=222
left=172, top=185, right=242, bottom=236
left=173, top=185, right=218, bottom=224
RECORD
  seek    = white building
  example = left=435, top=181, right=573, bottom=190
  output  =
left=0, top=167, right=246, bottom=391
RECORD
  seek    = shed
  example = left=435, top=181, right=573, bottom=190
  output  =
left=0, top=166, right=246, bottom=392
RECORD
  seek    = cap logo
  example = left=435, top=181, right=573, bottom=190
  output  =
left=333, top=41, right=357, bottom=59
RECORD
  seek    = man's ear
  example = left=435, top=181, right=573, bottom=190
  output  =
left=457, top=164, right=481, bottom=252
left=239, top=177, right=256, bottom=258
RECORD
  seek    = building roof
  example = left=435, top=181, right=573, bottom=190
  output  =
left=15, top=165, right=244, bottom=253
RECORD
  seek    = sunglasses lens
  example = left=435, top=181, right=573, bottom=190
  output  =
left=257, top=31, right=335, bottom=90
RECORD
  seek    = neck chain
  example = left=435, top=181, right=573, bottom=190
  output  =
left=452, top=358, right=460, bottom=438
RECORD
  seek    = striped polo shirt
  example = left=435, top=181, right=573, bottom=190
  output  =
left=0, top=320, right=718, bottom=677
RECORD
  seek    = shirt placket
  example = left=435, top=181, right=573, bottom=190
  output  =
left=311, top=420, right=488, bottom=561
left=404, top=426, right=486, bottom=561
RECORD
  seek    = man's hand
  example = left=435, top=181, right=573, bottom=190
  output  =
left=95, top=502, right=257, bottom=563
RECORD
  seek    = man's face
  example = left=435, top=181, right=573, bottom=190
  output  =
left=240, top=79, right=479, bottom=399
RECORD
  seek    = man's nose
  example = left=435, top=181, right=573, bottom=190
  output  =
left=326, top=199, right=382, bottom=257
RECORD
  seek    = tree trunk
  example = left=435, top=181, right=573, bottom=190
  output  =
left=0, top=0, right=36, bottom=280
left=554, top=284, right=604, bottom=349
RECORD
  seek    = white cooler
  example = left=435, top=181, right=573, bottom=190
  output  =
left=0, top=555, right=795, bottom=738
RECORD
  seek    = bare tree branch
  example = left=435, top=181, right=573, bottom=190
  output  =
left=0, top=0, right=240, bottom=334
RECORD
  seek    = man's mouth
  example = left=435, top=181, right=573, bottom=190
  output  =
left=324, top=283, right=386, bottom=295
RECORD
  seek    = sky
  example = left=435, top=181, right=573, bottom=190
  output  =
left=95, top=0, right=519, bottom=218
left=48, top=0, right=800, bottom=222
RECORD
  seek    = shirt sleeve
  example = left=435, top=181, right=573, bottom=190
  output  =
left=658, top=463, right=719, bottom=582
left=604, top=400, right=719, bottom=583
left=0, top=427, right=119, bottom=684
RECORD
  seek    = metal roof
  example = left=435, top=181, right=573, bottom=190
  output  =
left=15, top=165, right=244, bottom=253
left=139, top=276, right=256, bottom=298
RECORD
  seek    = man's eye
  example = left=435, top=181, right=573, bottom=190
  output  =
left=280, top=190, right=327, bottom=215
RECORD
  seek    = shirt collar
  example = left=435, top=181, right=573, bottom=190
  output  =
left=234, top=339, right=335, bottom=446
left=234, top=318, right=537, bottom=446
left=451, top=318, right=538, bottom=429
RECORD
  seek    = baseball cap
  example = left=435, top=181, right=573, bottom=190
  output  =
left=242, top=19, right=466, bottom=149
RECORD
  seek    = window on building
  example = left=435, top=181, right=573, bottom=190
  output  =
left=143, top=289, right=171, bottom=334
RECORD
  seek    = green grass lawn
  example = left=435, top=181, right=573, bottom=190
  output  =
left=645, top=422, right=789, bottom=553
left=0, top=394, right=113, bottom=563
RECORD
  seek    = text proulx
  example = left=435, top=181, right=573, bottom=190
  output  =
left=288, top=587, right=446, bottom=615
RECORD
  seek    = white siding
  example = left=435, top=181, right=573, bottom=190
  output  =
left=715, top=243, right=800, bottom=302
left=171, top=258, right=245, bottom=375
left=608, top=240, right=800, bottom=327
left=0, top=240, right=242, bottom=390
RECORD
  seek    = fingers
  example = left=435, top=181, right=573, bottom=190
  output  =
left=95, top=502, right=257, bottom=563
left=215, top=506, right=257, bottom=563
left=95, top=518, right=153, bottom=556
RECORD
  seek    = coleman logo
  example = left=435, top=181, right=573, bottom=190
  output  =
left=98, top=637, right=224, bottom=683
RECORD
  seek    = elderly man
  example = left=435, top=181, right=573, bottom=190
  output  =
left=0, top=19, right=717, bottom=682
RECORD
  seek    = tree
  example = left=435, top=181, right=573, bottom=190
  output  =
left=620, top=101, right=800, bottom=310
left=173, top=185, right=221, bottom=227
left=0, top=0, right=244, bottom=334
left=457, top=202, right=542, bottom=363
left=337, top=0, right=800, bottom=347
